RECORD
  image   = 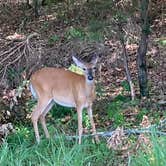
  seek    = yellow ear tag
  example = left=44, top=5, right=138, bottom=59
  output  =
left=68, top=64, right=84, bottom=75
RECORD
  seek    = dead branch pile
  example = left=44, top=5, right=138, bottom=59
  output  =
left=0, top=33, right=42, bottom=87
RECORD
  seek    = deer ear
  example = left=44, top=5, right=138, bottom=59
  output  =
left=72, top=56, right=85, bottom=68
left=91, top=53, right=98, bottom=65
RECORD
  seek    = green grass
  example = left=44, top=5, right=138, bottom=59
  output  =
left=0, top=126, right=114, bottom=166
left=130, top=133, right=166, bottom=166
left=1, top=126, right=165, bottom=166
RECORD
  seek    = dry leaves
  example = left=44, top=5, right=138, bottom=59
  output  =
left=107, top=127, right=130, bottom=151
left=107, top=116, right=153, bottom=157
left=0, top=123, right=15, bottom=144
left=135, top=116, right=152, bottom=150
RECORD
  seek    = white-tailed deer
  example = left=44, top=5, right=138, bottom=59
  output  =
left=30, top=55, right=99, bottom=144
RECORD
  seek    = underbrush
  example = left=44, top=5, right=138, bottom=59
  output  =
left=1, top=84, right=165, bottom=166
left=0, top=124, right=166, bottom=166
left=0, top=127, right=114, bottom=166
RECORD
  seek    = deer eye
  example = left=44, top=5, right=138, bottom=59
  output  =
left=83, top=68, right=86, bottom=71
left=93, top=67, right=96, bottom=70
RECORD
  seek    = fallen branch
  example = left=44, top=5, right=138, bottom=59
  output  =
left=0, top=33, right=40, bottom=82
left=59, top=118, right=166, bottom=140
left=63, top=129, right=166, bottom=140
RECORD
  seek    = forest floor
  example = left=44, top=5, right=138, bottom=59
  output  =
left=0, top=1, right=165, bottom=165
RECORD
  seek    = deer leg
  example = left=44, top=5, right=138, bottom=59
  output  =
left=39, top=101, right=54, bottom=138
left=87, top=105, right=99, bottom=142
left=77, top=106, right=83, bottom=144
left=31, top=99, right=50, bottom=143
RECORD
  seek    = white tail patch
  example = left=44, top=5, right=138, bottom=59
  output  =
left=30, top=83, right=38, bottom=99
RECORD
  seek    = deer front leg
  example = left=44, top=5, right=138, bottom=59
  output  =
left=87, top=105, right=99, bottom=143
left=77, top=106, right=83, bottom=144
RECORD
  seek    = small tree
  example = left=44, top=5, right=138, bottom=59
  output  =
left=26, top=0, right=46, bottom=17
left=137, top=0, right=150, bottom=97
left=115, top=17, right=135, bottom=101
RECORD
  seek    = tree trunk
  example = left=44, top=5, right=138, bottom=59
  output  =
left=34, top=0, right=39, bottom=17
left=137, top=33, right=148, bottom=97
left=137, top=0, right=150, bottom=97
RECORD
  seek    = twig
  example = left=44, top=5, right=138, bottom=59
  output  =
left=0, top=43, right=24, bottom=64
left=0, top=42, right=23, bottom=57
left=1, top=65, right=8, bottom=80
left=26, top=32, right=39, bottom=43
left=9, top=50, right=24, bottom=65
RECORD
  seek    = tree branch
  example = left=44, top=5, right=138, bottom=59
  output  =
left=0, top=33, right=39, bottom=82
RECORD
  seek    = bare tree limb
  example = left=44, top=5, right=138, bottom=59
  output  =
left=0, top=33, right=40, bottom=83
left=58, top=118, right=166, bottom=140
left=116, top=21, right=135, bottom=100
left=63, top=129, right=166, bottom=140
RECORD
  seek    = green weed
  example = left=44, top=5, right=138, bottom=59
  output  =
left=48, top=34, right=60, bottom=44
left=121, top=80, right=130, bottom=92
left=136, top=108, right=149, bottom=123
left=65, top=27, right=86, bottom=40
left=130, top=133, right=166, bottom=166
left=107, top=100, right=125, bottom=127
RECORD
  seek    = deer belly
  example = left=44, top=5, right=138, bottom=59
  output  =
left=53, top=97, right=75, bottom=108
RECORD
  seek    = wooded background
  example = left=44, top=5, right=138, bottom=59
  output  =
left=0, top=1, right=165, bottom=165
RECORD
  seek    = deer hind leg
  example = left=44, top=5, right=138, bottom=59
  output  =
left=39, top=100, right=54, bottom=138
left=31, top=98, right=51, bottom=143
left=87, top=105, right=99, bottom=142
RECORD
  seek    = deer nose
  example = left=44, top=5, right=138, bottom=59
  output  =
left=88, top=75, right=93, bottom=80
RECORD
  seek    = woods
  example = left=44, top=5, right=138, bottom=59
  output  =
left=0, top=0, right=165, bottom=165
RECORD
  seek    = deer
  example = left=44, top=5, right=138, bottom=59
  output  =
left=30, top=54, right=99, bottom=144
